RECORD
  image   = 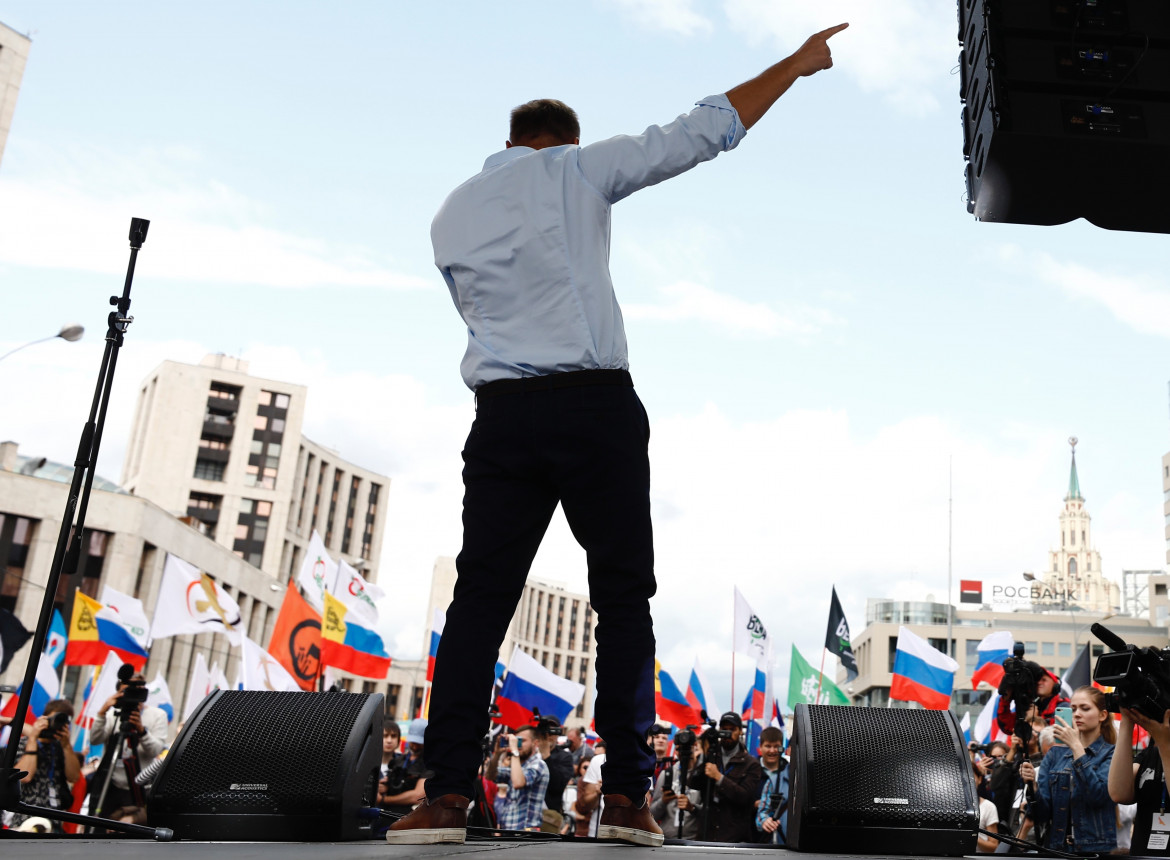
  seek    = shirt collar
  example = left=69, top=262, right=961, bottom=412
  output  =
left=483, top=147, right=534, bottom=171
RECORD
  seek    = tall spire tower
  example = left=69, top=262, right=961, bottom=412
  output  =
left=1037, top=438, right=1117, bottom=612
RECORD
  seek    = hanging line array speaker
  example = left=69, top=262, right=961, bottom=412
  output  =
left=787, top=703, right=978, bottom=856
left=148, top=690, right=383, bottom=841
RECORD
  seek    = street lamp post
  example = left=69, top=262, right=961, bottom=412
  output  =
left=0, top=323, right=85, bottom=363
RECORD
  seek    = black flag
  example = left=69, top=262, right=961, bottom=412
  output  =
left=825, top=587, right=859, bottom=682
left=0, top=607, right=33, bottom=673
left=1061, top=643, right=1091, bottom=698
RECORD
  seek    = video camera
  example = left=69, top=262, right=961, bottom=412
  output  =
left=530, top=710, right=565, bottom=738
left=1092, top=622, right=1170, bottom=722
left=997, top=641, right=1045, bottom=744
left=113, top=663, right=148, bottom=729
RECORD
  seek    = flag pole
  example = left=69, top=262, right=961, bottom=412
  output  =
left=731, top=652, right=736, bottom=714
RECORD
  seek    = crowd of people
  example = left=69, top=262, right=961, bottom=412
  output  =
left=969, top=673, right=1170, bottom=856
left=376, top=710, right=792, bottom=844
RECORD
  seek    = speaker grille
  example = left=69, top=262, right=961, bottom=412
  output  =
left=806, top=706, right=967, bottom=825
left=162, top=691, right=369, bottom=812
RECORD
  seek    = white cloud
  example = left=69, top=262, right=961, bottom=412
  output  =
left=0, top=143, right=431, bottom=289
left=607, top=0, right=715, bottom=37
left=1023, top=249, right=1170, bottom=338
left=722, top=0, right=956, bottom=114
left=623, top=280, right=843, bottom=336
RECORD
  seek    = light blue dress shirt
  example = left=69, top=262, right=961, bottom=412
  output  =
left=431, top=94, right=747, bottom=390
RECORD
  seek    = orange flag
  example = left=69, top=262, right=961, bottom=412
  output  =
left=267, top=584, right=322, bottom=692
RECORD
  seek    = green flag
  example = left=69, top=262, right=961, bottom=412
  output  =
left=787, top=644, right=850, bottom=708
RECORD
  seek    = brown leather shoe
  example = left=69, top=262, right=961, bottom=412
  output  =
left=597, top=793, right=664, bottom=847
left=384, top=794, right=469, bottom=845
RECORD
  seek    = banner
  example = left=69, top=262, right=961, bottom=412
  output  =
left=825, top=586, right=859, bottom=682
left=495, top=645, right=585, bottom=727
left=150, top=554, right=244, bottom=644
left=891, top=626, right=958, bottom=710
left=268, top=583, right=322, bottom=692
left=296, top=530, right=339, bottom=612
left=733, top=587, right=770, bottom=664
left=787, top=644, right=850, bottom=708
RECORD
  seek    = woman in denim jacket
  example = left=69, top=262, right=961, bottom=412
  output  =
left=1020, top=686, right=1117, bottom=853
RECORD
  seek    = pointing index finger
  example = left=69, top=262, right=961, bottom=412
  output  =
left=819, top=22, right=849, bottom=40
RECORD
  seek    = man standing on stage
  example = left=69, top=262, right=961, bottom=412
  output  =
left=388, top=21, right=848, bottom=847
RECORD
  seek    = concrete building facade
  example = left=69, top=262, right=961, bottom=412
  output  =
left=0, top=21, right=30, bottom=168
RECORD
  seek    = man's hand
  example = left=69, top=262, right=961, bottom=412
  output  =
left=703, top=762, right=721, bottom=781
left=99, top=694, right=119, bottom=717
left=762, top=818, right=780, bottom=834
left=26, top=716, right=47, bottom=743
left=726, top=22, right=848, bottom=130
left=1019, top=761, right=1037, bottom=786
left=1125, top=707, right=1170, bottom=747
left=125, top=708, right=144, bottom=736
left=676, top=794, right=691, bottom=811
left=790, top=23, right=849, bottom=77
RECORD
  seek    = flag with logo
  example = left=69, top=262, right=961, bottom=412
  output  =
left=825, top=586, right=859, bottom=682
left=242, top=634, right=301, bottom=692
left=426, top=607, right=445, bottom=683
left=150, top=553, right=244, bottom=644
left=321, top=591, right=392, bottom=678
left=494, top=645, right=585, bottom=728
left=99, top=584, right=152, bottom=649
left=268, top=583, right=322, bottom=692
left=686, top=658, right=714, bottom=719
left=0, top=653, right=60, bottom=725
left=0, top=607, right=33, bottom=673
left=44, top=608, right=68, bottom=668
left=891, top=626, right=958, bottom=710
left=182, top=652, right=213, bottom=723
left=65, top=590, right=149, bottom=670
left=332, top=559, right=384, bottom=626
left=655, top=660, right=699, bottom=729
left=787, top=644, right=850, bottom=708
left=733, top=587, right=770, bottom=664
left=146, top=670, right=175, bottom=722
left=970, top=631, right=1014, bottom=689
left=296, top=530, right=339, bottom=612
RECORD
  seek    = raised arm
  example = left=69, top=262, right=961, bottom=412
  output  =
left=726, top=23, right=848, bottom=130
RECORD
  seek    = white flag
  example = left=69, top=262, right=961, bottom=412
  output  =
left=79, top=652, right=123, bottom=731
left=231, top=661, right=244, bottom=692
left=209, top=661, right=230, bottom=694
left=100, top=584, right=152, bottom=648
left=332, top=559, right=384, bottom=625
left=182, top=652, right=212, bottom=724
left=146, top=670, right=175, bottom=722
left=733, top=587, right=770, bottom=664
left=150, top=554, right=244, bottom=645
left=241, top=635, right=300, bottom=692
left=296, top=530, right=339, bottom=612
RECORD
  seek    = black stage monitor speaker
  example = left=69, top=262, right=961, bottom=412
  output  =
left=787, top=703, right=978, bottom=856
left=148, top=690, right=383, bottom=841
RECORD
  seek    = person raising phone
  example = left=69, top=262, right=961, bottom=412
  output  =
left=1019, top=686, right=1116, bottom=853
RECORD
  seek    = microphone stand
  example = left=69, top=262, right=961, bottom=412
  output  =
left=0, top=218, right=171, bottom=840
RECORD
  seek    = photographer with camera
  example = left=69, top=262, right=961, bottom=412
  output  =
left=754, top=726, right=789, bottom=845
left=651, top=725, right=704, bottom=839
left=1019, top=686, right=1117, bottom=854
left=379, top=718, right=431, bottom=817
left=687, top=712, right=761, bottom=843
left=1108, top=706, right=1170, bottom=855
left=487, top=725, right=548, bottom=831
left=9, top=700, right=81, bottom=832
left=88, top=668, right=166, bottom=821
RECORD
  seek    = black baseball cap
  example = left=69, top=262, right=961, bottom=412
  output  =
left=648, top=723, right=669, bottom=736
left=719, top=711, right=743, bottom=729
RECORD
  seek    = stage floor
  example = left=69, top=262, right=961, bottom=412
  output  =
left=0, top=836, right=971, bottom=859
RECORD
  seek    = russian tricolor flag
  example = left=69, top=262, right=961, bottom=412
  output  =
left=890, top=626, right=958, bottom=710
left=0, top=654, right=61, bottom=725
left=494, top=645, right=585, bottom=728
left=426, top=608, right=445, bottom=683
left=320, top=592, right=392, bottom=679
left=655, top=661, right=699, bottom=729
left=970, top=630, right=1013, bottom=689
left=686, top=659, right=713, bottom=719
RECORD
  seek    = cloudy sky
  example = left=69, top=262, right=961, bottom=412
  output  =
left=2, top=0, right=1168, bottom=711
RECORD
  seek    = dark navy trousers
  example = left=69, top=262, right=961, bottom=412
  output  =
left=424, top=374, right=658, bottom=803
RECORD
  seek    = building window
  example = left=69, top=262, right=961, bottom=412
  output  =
left=193, top=458, right=226, bottom=481
left=1058, top=642, right=1072, bottom=657
left=342, top=476, right=360, bottom=555
left=1068, top=558, right=1077, bottom=576
left=1157, top=583, right=1168, bottom=597
left=313, top=461, right=328, bottom=531
left=1081, top=530, right=1086, bottom=545
left=386, top=684, right=401, bottom=719
left=0, top=513, right=37, bottom=614
left=247, top=389, right=288, bottom=489
left=411, top=687, right=425, bottom=719
left=362, top=483, right=381, bottom=560
left=297, top=452, right=314, bottom=531
left=1041, top=642, right=1055, bottom=656
left=325, top=469, right=342, bottom=546
left=1025, top=641, right=1038, bottom=654
left=187, top=492, right=222, bottom=540
left=233, top=498, right=272, bottom=568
